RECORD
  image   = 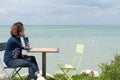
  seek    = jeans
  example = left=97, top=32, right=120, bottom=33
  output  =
left=6, top=56, right=40, bottom=79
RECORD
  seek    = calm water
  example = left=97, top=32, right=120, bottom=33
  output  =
left=0, top=25, right=120, bottom=74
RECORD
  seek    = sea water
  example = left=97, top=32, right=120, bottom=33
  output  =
left=0, top=25, right=120, bottom=75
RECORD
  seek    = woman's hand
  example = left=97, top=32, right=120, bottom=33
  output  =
left=19, top=29, right=25, bottom=38
left=20, top=32, right=25, bottom=38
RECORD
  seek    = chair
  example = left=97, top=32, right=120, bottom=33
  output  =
left=0, top=42, right=25, bottom=80
left=0, top=42, right=6, bottom=51
left=57, top=44, right=85, bottom=80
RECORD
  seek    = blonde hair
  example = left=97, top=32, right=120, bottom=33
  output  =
left=10, top=22, right=24, bottom=37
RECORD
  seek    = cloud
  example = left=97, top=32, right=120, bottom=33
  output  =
left=0, top=0, right=120, bottom=25
left=0, top=8, right=6, bottom=14
left=62, top=0, right=119, bottom=8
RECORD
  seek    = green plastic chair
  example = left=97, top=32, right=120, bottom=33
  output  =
left=57, top=44, right=85, bottom=80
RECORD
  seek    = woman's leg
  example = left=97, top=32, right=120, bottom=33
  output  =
left=7, top=59, right=39, bottom=79
left=23, top=56, right=45, bottom=80
left=24, top=56, right=38, bottom=67
left=24, top=56, right=40, bottom=73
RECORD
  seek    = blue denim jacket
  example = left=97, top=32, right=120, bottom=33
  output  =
left=4, top=36, right=23, bottom=64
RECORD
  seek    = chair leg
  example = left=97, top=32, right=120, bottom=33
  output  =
left=67, top=75, right=73, bottom=80
left=13, top=67, right=23, bottom=80
left=3, top=68, right=13, bottom=80
left=4, top=67, right=23, bottom=80
left=61, top=69, right=73, bottom=80
left=5, top=76, right=13, bottom=80
left=68, top=76, right=73, bottom=80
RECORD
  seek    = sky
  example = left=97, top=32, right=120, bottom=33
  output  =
left=0, top=0, right=120, bottom=25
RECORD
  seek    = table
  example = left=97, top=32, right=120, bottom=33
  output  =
left=28, top=48, right=59, bottom=78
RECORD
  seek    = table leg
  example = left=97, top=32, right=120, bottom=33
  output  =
left=42, top=52, right=46, bottom=78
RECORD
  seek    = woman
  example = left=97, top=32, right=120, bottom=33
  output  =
left=4, top=22, right=45, bottom=80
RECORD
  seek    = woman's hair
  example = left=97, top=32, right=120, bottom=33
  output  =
left=10, top=22, right=24, bottom=37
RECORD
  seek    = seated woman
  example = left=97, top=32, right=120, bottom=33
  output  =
left=3, top=22, right=45, bottom=80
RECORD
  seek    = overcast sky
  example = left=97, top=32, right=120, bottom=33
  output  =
left=0, top=0, right=120, bottom=25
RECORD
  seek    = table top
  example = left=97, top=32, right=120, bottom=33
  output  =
left=28, top=48, right=59, bottom=53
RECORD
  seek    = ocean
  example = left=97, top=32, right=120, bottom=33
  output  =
left=0, top=25, right=120, bottom=75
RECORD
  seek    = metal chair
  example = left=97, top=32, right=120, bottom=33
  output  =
left=57, top=44, right=85, bottom=80
left=0, top=42, right=25, bottom=80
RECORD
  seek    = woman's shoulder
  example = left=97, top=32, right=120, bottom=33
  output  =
left=8, top=36, right=18, bottom=43
left=9, top=36, right=15, bottom=40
